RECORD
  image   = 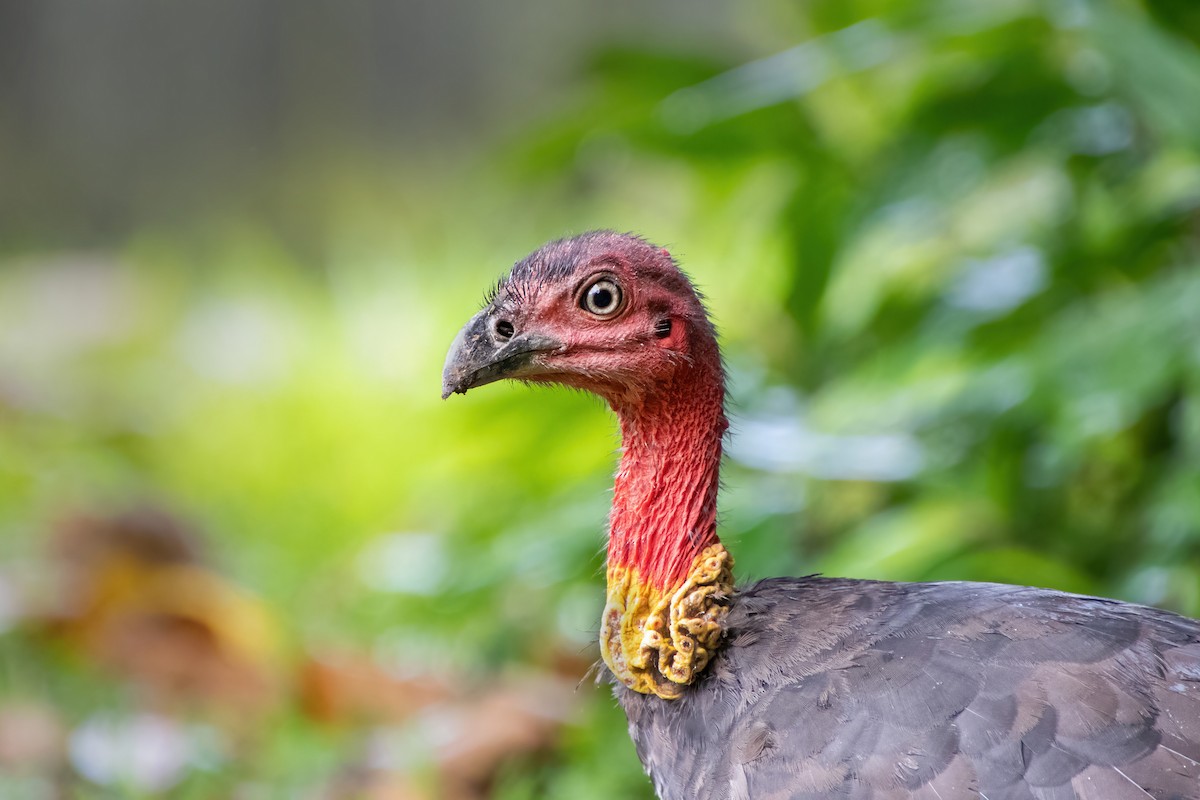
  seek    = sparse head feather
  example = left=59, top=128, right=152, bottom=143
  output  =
left=507, top=231, right=663, bottom=287
left=498, top=231, right=713, bottom=332
left=442, top=231, right=723, bottom=407
left=480, top=231, right=721, bottom=407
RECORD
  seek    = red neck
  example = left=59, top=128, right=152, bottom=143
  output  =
left=607, top=348, right=726, bottom=590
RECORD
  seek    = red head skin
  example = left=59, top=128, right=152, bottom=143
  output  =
left=491, top=232, right=727, bottom=590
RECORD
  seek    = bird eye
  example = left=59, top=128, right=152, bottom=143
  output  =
left=582, top=278, right=624, bottom=317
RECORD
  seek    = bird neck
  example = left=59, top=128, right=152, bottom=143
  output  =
left=609, top=387, right=726, bottom=586
left=600, top=345, right=735, bottom=699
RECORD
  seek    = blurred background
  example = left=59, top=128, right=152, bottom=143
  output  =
left=2, top=0, right=1199, bottom=797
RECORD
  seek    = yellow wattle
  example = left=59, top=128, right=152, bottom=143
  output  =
left=599, top=544, right=735, bottom=699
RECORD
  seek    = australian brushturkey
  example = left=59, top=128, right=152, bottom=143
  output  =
left=442, top=231, right=1200, bottom=800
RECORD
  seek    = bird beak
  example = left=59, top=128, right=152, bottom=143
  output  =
left=441, top=309, right=563, bottom=399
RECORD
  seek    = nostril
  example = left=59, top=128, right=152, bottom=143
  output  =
left=494, top=319, right=515, bottom=340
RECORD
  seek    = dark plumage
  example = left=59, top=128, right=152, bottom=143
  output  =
left=443, top=231, right=1200, bottom=800
left=622, top=579, right=1200, bottom=799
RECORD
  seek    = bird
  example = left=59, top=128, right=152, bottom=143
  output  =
left=441, top=231, right=1200, bottom=800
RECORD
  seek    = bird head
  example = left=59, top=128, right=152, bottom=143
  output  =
left=441, top=231, right=718, bottom=409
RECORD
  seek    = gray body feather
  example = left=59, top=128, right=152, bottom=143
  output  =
left=618, top=577, right=1200, bottom=800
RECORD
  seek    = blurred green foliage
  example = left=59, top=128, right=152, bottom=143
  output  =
left=2, top=0, right=1199, bottom=797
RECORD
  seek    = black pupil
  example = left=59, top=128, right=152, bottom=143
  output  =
left=591, top=286, right=614, bottom=310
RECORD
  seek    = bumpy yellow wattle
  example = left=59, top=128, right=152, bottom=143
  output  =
left=600, top=544, right=735, bottom=699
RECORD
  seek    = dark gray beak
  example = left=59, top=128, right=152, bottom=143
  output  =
left=441, top=309, right=562, bottom=399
